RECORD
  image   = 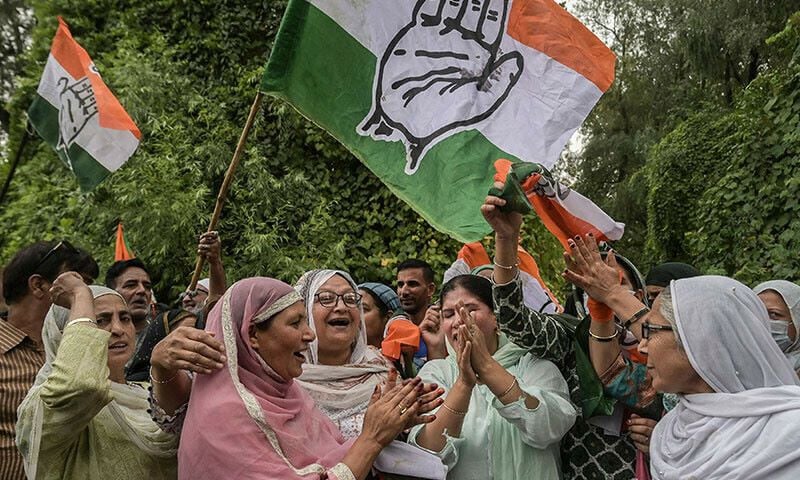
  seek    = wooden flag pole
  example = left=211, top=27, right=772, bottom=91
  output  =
left=187, top=92, right=263, bottom=291
left=0, top=122, right=32, bottom=207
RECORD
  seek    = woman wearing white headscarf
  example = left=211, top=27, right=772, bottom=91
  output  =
left=754, top=280, right=800, bottom=374
left=294, top=269, right=393, bottom=440
left=16, top=272, right=176, bottom=480
left=642, top=275, right=800, bottom=479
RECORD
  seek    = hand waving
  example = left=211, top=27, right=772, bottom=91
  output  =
left=562, top=234, right=624, bottom=304
left=481, top=181, right=522, bottom=239
left=359, top=0, right=523, bottom=174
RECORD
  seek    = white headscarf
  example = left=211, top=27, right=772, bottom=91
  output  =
left=293, top=270, right=389, bottom=414
left=754, top=280, right=800, bottom=366
left=16, top=286, right=176, bottom=479
left=650, top=276, right=800, bottom=480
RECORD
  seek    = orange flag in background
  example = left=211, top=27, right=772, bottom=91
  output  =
left=115, top=222, right=134, bottom=261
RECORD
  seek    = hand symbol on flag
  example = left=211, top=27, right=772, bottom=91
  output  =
left=56, top=75, right=98, bottom=167
left=359, top=0, right=523, bottom=175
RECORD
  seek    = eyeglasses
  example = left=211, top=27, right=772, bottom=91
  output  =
left=314, top=291, right=362, bottom=308
left=183, top=288, right=209, bottom=300
left=34, top=240, right=79, bottom=275
left=641, top=321, right=674, bottom=340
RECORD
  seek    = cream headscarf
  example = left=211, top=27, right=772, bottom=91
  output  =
left=294, top=270, right=389, bottom=423
left=16, top=286, right=176, bottom=479
left=649, top=276, right=800, bottom=479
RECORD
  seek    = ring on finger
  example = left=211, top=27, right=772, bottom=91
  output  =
left=398, top=404, right=408, bottom=415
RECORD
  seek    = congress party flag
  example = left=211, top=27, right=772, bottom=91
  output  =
left=28, top=17, right=141, bottom=191
left=493, top=159, right=625, bottom=251
left=262, top=0, right=615, bottom=242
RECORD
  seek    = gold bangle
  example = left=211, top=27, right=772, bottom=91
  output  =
left=498, top=377, right=518, bottom=401
left=493, top=259, right=519, bottom=270
left=66, top=317, right=96, bottom=327
left=589, top=326, right=620, bottom=342
left=149, top=366, right=179, bottom=385
left=440, top=403, right=467, bottom=416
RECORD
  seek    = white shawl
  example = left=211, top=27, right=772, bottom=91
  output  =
left=650, top=276, right=800, bottom=479
left=294, top=270, right=389, bottom=413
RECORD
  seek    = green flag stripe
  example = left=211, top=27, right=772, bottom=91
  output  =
left=262, top=2, right=520, bottom=242
left=28, top=95, right=111, bottom=191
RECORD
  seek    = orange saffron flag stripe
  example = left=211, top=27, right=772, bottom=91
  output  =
left=457, top=242, right=492, bottom=268
left=51, top=17, right=141, bottom=139
left=507, top=0, right=616, bottom=92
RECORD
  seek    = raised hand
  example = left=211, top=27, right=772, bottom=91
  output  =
left=481, top=181, right=523, bottom=238
left=150, top=326, right=226, bottom=378
left=563, top=234, right=624, bottom=305
left=457, top=302, right=493, bottom=370
left=420, top=305, right=447, bottom=359
left=49, top=271, right=92, bottom=309
left=359, top=0, right=523, bottom=174
left=197, top=231, right=221, bottom=265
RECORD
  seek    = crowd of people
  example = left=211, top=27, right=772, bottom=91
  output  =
left=1, top=188, right=799, bottom=480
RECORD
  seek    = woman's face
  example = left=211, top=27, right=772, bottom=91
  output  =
left=249, top=301, right=315, bottom=380
left=637, top=297, right=710, bottom=394
left=360, top=289, right=389, bottom=348
left=311, top=275, right=361, bottom=364
left=94, top=294, right=135, bottom=381
left=758, top=290, right=796, bottom=341
left=441, top=286, right=498, bottom=355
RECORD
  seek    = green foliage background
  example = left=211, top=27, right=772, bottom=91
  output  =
left=0, top=0, right=565, bottom=300
left=568, top=0, right=800, bottom=285
left=2, top=1, right=800, bottom=300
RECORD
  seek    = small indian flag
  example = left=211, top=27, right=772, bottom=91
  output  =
left=28, top=17, right=140, bottom=191
left=262, top=0, right=615, bottom=242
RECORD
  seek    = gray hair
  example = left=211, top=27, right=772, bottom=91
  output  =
left=658, top=285, right=683, bottom=350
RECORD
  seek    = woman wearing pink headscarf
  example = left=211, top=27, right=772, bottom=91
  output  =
left=175, top=277, right=432, bottom=480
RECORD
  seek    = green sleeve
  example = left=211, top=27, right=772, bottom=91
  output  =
left=493, top=275, right=574, bottom=363
left=38, top=325, right=113, bottom=452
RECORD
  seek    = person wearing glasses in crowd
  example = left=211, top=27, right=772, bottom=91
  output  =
left=293, top=269, right=396, bottom=440
left=627, top=275, right=800, bottom=478
left=0, top=240, right=98, bottom=480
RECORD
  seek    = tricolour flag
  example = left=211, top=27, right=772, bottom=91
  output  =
left=494, top=158, right=625, bottom=250
left=28, top=17, right=140, bottom=191
left=262, top=0, right=615, bottom=242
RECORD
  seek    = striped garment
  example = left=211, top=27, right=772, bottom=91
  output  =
left=0, top=319, right=45, bottom=480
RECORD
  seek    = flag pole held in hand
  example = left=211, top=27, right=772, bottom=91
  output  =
left=188, top=92, right=263, bottom=291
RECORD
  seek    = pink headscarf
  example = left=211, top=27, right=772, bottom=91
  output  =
left=178, top=278, right=354, bottom=480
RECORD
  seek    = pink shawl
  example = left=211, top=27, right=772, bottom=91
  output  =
left=178, top=278, right=354, bottom=479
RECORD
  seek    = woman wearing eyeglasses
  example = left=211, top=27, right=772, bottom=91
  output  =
left=641, top=276, right=800, bottom=479
left=293, top=269, right=398, bottom=440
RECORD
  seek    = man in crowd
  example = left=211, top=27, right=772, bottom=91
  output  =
left=396, top=259, right=446, bottom=362
left=0, top=241, right=97, bottom=480
left=105, top=258, right=155, bottom=335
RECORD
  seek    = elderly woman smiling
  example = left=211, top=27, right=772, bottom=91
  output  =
left=294, top=269, right=396, bottom=439
left=639, top=276, right=800, bottom=479
left=177, top=277, right=436, bottom=480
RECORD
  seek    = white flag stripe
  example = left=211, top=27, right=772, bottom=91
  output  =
left=311, top=0, right=602, bottom=168
left=36, top=54, right=138, bottom=172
